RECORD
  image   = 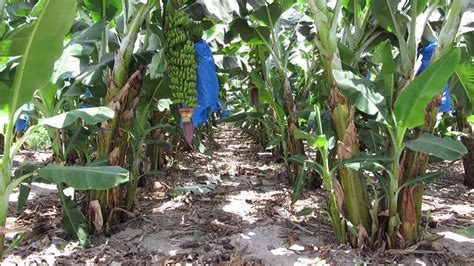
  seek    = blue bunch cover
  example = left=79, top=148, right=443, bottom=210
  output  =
left=15, top=103, right=33, bottom=133
left=192, top=39, right=227, bottom=126
left=417, top=43, right=451, bottom=113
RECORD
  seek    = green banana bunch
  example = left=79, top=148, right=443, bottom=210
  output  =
left=190, top=21, right=203, bottom=41
left=164, top=1, right=203, bottom=107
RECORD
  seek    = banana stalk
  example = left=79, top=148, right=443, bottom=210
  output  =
left=308, top=0, right=371, bottom=240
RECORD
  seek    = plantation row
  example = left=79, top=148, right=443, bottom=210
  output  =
left=0, top=0, right=473, bottom=260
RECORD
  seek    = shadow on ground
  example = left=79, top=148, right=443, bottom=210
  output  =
left=3, top=125, right=473, bottom=265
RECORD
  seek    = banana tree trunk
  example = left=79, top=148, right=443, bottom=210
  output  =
left=461, top=135, right=474, bottom=188
left=91, top=3, right=151, bottom=230
left=331, top=91, right=371, bottom=235
left=456, top=106, right=474, bottom=188
left=282, top=77, right=306, bottom=182
left=148, top=111, right=167, bottom=171
left=398, top=1, right=468, bottom=242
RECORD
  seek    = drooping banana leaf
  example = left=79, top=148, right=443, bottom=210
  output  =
left=38, top=165, right=129, bottom=190
left=454, top=62, right=474, bottom=105
left=332, top=70, right=387, bottom=123
left=39, top=107, right=114, bottom=129
left=59, top=186, right=90, bottom=247
left=405, top=133, right=468, bottom=161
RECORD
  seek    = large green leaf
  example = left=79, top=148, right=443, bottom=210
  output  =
left=294, top=129, right=327, bottom=149
left=60, top=189, right=90, bottom=247
left=454, top=62, right=474, bottom=105
left=373, top=40, right=395, bottom=74
left=394, top=48, right=461, bottom=129
left=291, top=168, right=305, bottom=204
left=64, top=127, right=90, bottom=157
left=465, top=31, right=474, bottom=56
left=38, top=165, right=129, bottom=190
left=39, top=107, right=114, bottom=129
left=228, top=18, right=268, bottom=44
left=405, top=133, right=468, bottom=161
left=0, top=0, right=76, bottom=131
left=36, top=83, right=58, bottom=115
left=372, top=40, right=395, bottom=105
left=51, top=21, right=107, bottom=83
left=0, top=25, right=30, bottom=56
left=370, top=0, right=407, bottom=34
left=252, top=1, right=291, bottom=27
left=359, top=121, right=386, bottom=153
left=333, top=70, right=387, bottom=123
left=82, top=0, right=121, bottom=21
left=288, top=155, right=325, bottom=177
left=340, top=154, right=392, bottom=172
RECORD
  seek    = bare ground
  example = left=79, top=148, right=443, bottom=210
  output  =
left=3, top=125, right=474, bottom=265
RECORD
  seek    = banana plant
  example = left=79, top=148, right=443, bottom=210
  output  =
left=0, top=0, right=131, bottom=259
left=332, top=48, right=467, bottom=246
left=370, top=0, right=469, bottom=242
left=125, top=73, right=168, bottom=210
left=89, top=0, right=156, bottom=228
left=0, top=0, right=76, bottom=259
left=308, top=0, right=372, bottom=238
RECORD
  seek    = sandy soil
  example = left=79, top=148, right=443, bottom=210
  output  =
left=2, top=125, right=473, bottom=265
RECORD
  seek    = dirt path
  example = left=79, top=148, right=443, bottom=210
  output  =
left=3, top=125, right=474, bottom=265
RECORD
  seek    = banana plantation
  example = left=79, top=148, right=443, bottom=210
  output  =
left=0, top=0, right=473, bottom=264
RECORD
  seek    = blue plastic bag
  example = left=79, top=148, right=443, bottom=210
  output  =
left=15, top=114, right=29, bottom=133
left=417, top=43, right=451, bottom=113
left=80, top=88, right=94, bottom=109
left=15, top=103, right=33, bottom=133
left=192, top=39, right=224, bottom=127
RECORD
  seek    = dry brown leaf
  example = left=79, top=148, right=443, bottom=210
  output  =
left=109, top=147, right=120, bottom=165
left=0, top=227, right=31, bottom=234
left=357, top=224, right=369, bottom=249
left=121, top=109, right=134, bottom=121
left=332, top=176, right=345, bottom=213
left=89, top=200, right=103, bottom=232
